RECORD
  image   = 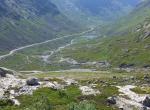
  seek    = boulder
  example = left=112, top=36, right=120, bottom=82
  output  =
left=143, top=65, right=150, bottom=69
left=96, top=61, right=111, bottom=68
left=43, top=81, right=64, bottom=90
left=143, top=96, right=150, bottom=107
left=142, top=106, right=147, bottom=110
left=11, top=99, right=20, bottom=106
left=107, top=96, right=116, bottom=105
left=65, top=79, right=78, bottom=85
left=119, top=106, right=124, bottom=110
left=130, top=76, right=135, bottom=80
left=79, top=86, right=100, bottom=96
left=144, top=45, right=150, bottom=49
left=113, top=76, right=117, bottom=79
left=144, top=74, right=149, bottom=79
left=143, top=31, right=150, bottom=39
left=26, top=78, right=39, bottom=86
left=0, top=68, right=6, bottom=77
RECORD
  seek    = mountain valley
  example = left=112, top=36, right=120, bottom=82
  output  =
left=0, top=0, right=150, bottom=110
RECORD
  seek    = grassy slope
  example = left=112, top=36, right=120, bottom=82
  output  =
left=0, top=31, right=90, bottom=71
left=61, top=32, right=150, bottom=67
left=0, top=86, right=119, bottom=110
left=60, top=1, right=150, bottom=67
left=0, top=0, right=81, bottom=52
left=1, top=1, right=150, bottom=70
left=0, top=16, right=80, bottom=52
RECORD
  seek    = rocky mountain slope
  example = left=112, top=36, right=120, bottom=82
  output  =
left=0, top=0, right=79, bottom=52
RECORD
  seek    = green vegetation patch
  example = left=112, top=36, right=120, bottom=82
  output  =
left=0, top=86, right=81, bottom=110
left=131, top=87, right=150, bottom=94
left=69, top=101, right=97, bottom=110
left=0, top=76, right=122, bottom=110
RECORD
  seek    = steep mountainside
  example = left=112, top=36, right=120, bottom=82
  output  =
left=75, top=0, right=140, bottom=20
left=52, top=0, right=140, bottom=26
left=60, top=0, right=150, bottom=68
left=103, top=0, right=150, bottom=36
left=0, top=0, right=79, bottom=52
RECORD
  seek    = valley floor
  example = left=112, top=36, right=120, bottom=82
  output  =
left=0, top=27, right=97, bottom=71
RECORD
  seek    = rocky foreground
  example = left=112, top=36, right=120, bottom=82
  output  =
left=0, top=67, right=100, bottom=106
left=0, top=67, right=150, bottom=110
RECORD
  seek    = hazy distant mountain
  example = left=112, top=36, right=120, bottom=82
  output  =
left=52, top=0, right=140, bottom=26
left=75, top=0, right=140, bottom=19
left=0, top=0, right=79, bottom=52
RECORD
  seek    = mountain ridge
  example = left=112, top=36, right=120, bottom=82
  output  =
left=0, top=0, right=80, bottom=52
left=52, top=0, right=141, bottom=26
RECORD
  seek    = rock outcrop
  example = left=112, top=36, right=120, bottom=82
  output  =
left=119, top=63, right=134, bottom=68
left=107, top=96, right=117, bottom=105
left=79, top=86, right=100, bottom=96
left=0, top=67, right=14, bottom=77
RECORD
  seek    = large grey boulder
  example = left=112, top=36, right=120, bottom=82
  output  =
left=26, top=78, right=39, bottom=86
left=143, top=96, right=150, bottom=107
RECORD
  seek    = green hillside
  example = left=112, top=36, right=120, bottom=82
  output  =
left=0, top=0, right=80, bottom=52
left=0, top=0, right=149, bottom=70
left=60, top=0, right=150, bottom=68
